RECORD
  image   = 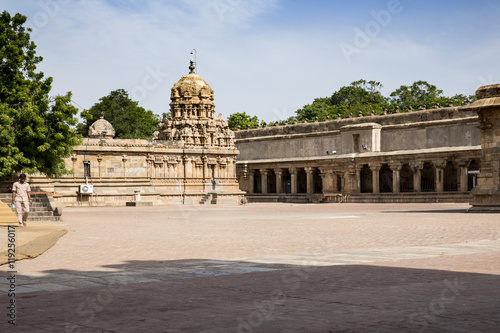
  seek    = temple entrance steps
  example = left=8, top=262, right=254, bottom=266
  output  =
left=0, top=193, right=62, bottom=222
left=328, top=192, right=472, bottom=203
left=245, top=194, right=310, bottom=203
left=200, top=193, right=213, bottom=204
left=245, top=192, right=472, bottom=204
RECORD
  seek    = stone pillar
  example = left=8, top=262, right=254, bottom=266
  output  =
left=342, top=169, right=358, bottom=193
left=370, top=163, right=382, bottom=194
left=71, top=154, right=78, bottom=178
left=290, top=168, right=298, bottom=194
left=458, top=159, right=470, bottom=192
left=97, top=155, right=103, bottom=178
left=261, top=169, right=268, bottom=194
left=305, top=167, right=314, bottom=194
left=228, top=159, right=235, bottom=178
left=177, top=157, right=184, bottom=178
left=354, top=165, right=363, bottom=193
left=220, top=165, right=226, bottom=179
left=184, top=157, right=192, bottom=178
left=433, top=159, right=446, bottom=193
left=274, top=168, right=283, bottom=193
left=319, top=168, right=334, bottom=193
left=410, top=161, right=424, bottom=192
left=464, top=84, right=500, bottom=211
left=203, top=157, right=209, bottom=180
left=164, top=158, right=169, bottom=178
left=332, top=171, right=339, bottom=193
left=214, top=163, right=220, bottom=179
left=389, top=162, right=402, bottom=193
left=248, top=170, right=255, bottom=194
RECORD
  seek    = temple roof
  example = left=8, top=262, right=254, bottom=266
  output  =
left=88, top=116, right=116, bottom=138
left=170, top=60, right=214, bottom=107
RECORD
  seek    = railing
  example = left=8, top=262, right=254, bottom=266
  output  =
left=399, top=183, right=414, bottom=192
left=443, top=183, right=458, bottom=191
left=421, top=180, right=435, bottom=192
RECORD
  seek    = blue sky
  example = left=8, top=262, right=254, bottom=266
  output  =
left=1, top=0, right=499, bottom=122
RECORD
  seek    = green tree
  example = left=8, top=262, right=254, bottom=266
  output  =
left=389, top=80, right=445, bottom=110
left=79, top=89, right=160, bottom=139
left=295, top=80, right=388, bottom=121
left=295, top=97, right=335, bottom=121
left=0, top=11, right=80, bottom=178
left=227, top=112, right=260, bottom=130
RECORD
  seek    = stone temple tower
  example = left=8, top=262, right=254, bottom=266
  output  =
left=157, top=60, right=235, bottom=148
left=152, top=60, right=243, bottom=204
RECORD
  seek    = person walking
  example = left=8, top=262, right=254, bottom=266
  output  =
left=12, top=174, right=32, bottom=227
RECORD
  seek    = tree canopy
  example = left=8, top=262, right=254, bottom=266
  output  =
left=78, top=89, right=160, bottom=139
left=293, top=80, right=476, bottom=121
left=0, top=11, right=80, bottom=178
left=389, top=80, right=474, bottom=110
left=227, top=112, right=260, bottom=130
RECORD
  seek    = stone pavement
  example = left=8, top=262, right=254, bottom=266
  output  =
left=0, top=203, right=499, bottom=332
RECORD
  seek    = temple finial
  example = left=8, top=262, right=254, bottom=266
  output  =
left=189, top=58, right=195, bottom=73
left=189, top=49, right=197, bottom=73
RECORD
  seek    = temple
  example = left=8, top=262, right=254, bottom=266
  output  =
left=2, top=61, right=499, bottom=213
left=21, top=61, right=244, bottom=206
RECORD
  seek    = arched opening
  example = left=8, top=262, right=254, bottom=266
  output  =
left=253, top=170, right=262, bottom=193
left=468, top=160, right=480, bottom=191
left=268, top=169, right=276, bottom=193
left=360, top=165, right=372, bottom=193
left=336, top=174, right=342, bottom=192
left=283, top=169, right=291, bottom=193
left=313, top=168, right=323, bottom=193
left=421, top=162, right=435, bottom=192
left=400, top=163, right=414, bottom=192
left=297, top=168, right=307, bottom=193
left=379, top=164, right=393, bottom=193
left=443, top=161, right=458, bottom=191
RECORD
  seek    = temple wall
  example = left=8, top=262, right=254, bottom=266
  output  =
left=236, top=107, right=480, bottom=161
left=381, top=119, right=481, bottom=151
left=27, top=138, right=242, bottom=206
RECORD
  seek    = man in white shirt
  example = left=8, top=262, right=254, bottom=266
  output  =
left=12, top=174, right=32, bottom=227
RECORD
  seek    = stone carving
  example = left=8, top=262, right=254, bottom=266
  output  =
left=155, top=61, right=235, bottom=148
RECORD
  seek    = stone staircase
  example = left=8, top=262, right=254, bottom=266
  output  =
left=200, top=193, right=213, bottom=205
left=0, top=193, right=62, bottom=222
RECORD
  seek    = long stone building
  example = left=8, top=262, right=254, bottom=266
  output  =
left=235, top=104, right=482, bottom=203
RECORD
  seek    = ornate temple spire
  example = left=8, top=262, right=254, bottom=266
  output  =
left=154, top=60, right=235, bottom=148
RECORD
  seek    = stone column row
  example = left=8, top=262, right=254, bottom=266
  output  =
left=244, top=159, right=475, bottom=195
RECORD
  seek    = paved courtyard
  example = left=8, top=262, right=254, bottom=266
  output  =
left=1, top=203, right=500, bottom=332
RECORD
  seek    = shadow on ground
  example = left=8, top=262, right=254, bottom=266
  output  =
left=381, top=209, right=470, bottom=214
left=1, top=259, right=499, bottom=332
